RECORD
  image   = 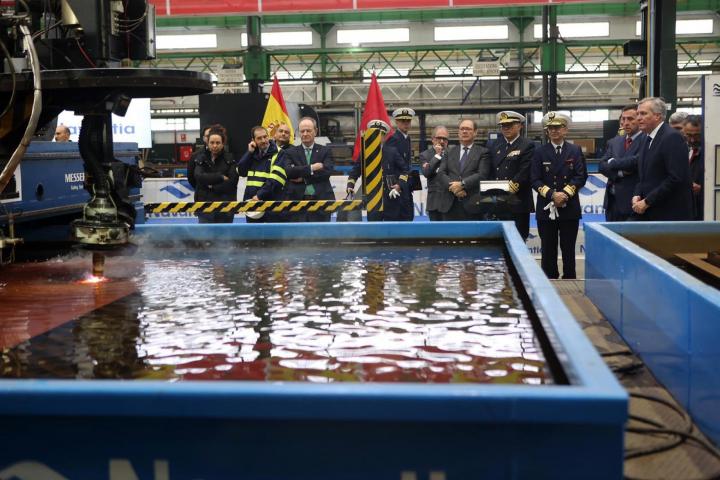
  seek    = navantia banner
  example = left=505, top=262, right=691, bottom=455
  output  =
left=151, top=0, right=587, bottom=15
left=56, top=98, right=152, bottom=148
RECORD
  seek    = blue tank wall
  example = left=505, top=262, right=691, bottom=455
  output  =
left=586, top=221, right=720, bottom=446
left=0, top=222, right=627, bottom=479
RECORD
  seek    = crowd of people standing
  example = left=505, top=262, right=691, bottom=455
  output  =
left=184, top=96, right=704, bottom=280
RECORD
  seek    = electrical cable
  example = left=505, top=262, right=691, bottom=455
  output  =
left=31, top=19, right=62, bottom=39
left=0, top=38, right=17, bottom=120
left=75, top=38, right=96, bottom=68
left=622, top=392, right=720, bottom=480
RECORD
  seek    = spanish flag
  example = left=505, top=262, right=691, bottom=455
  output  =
left=262, top=77, right=294, bottom=144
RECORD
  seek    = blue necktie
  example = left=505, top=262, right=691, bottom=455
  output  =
left=459, top=147, right=469, bottom=170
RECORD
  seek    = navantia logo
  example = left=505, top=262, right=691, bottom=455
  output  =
left=159, top=180, right=193, bottom=199
left=713, top=83, right=720, bottom=96
left=0, top=459, right=169, bottom=479
left=580, top=175, right=607, bottom=195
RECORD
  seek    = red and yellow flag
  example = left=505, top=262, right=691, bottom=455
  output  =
left=262, top=77, right=294, bottom=143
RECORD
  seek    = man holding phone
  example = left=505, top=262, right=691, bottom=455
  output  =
left=237, top=126, right=288, bottom=222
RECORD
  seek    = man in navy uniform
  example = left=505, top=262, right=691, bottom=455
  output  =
left=420, top=125, right=450, bottom=221
left=531, top=112, right=588, bottom=279
left=598, top=105, right=644, bottom=221
left=347, top=120, right=410, bottom=222
left=284, top=117, right=335, bottom=222
left=490, top=111, right=535, bottom=240
left=386, top=107, right=416, bottom=221
left=632, top=97, right=693, bottom=221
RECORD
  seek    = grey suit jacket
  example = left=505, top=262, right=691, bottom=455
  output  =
left=432, top=143, right=491, bottom=213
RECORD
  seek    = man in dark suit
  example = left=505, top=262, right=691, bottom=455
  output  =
left=632, top=97, right=693, bottom=221
left=531, top=112, right=588, bottom=280
left=598, top=105, right=644, bottom=221
left=490, top=111, right=535, bottom=240
left=420, top=125, right=449, bottom=221
left=386, top=107, right=416, bottom=221
left=347, top=120, right=410, bottom=222
left=684, top=115, right=704, bottom=220
left=436, top=118, right=492, bottom=221
left=284, top=117, right=335, bottom=222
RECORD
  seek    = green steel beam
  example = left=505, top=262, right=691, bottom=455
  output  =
left=150, top=37, right=719, bottom=60
left=147, top=38, right=719, bottom=82
left=156, top=0, right=719, bottom=29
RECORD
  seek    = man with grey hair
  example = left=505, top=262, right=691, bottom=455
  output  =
left=420, top=125, right=450, bottom=221
left=668, top=111, right=688, bottom=131
left=632, top=97, right=693, bottom=220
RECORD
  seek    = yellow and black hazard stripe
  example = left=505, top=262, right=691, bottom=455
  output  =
left=362, top=127, right=384, bottom=214
left=145, top=200, right=363, bottom=215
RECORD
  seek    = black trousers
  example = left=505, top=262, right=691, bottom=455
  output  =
left=427, top=209, right=443, bottom=221
left=605, top=196, right=631, bottom=222
left=537, top=219, right=579, bottom=279
left=513, top=213, right=530, bottom=242
left=442, top=199, right=474, bottom=221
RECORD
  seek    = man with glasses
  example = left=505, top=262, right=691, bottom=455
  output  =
left=420, top=125, right=450, bottom=221
left=531, top=112, right=587, bottom=279
left=435, top=119, right=491, bottom=221
left=490, top=111, right=535, bottom=240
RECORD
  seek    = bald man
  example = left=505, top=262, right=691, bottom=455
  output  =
left=55, top=125, right=71, bottom=142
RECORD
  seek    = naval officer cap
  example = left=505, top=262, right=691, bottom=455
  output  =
left=497, top=111, right=526, bottom=125
left=367, top=119, right=391, bottom=133
left=392, top=108, right=415, bottom=120
left=542, top=111, right=571, bottom=128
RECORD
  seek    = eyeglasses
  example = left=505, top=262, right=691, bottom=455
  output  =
left=433, top=136, right=449, bottom=142
left=499, top=123, right=519, bottom=129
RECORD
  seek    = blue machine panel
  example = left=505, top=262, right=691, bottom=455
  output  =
left=586, top=222, right=720, bottom=445
left=0, top=141, right=142, bottom=241
left=0, top=222, right=627, bottom=479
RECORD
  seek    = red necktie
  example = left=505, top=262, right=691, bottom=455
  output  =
left=689, top=148, right=698, bottom=164
left=624, top=136, right=632, bottom=151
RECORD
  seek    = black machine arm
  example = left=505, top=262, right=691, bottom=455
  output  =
left=0, top=1, right=212, bottom=251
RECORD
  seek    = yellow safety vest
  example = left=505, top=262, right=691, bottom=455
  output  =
left=247, top=152, right=287, bottom=188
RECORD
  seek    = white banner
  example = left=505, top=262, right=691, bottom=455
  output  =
left=56, top=98, right=152, bottom=148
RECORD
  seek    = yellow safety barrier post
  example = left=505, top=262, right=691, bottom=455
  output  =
left=362, top=127, right=384, bottom=222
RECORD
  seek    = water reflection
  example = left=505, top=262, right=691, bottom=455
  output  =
left=1, top=244, right=549, bottom=384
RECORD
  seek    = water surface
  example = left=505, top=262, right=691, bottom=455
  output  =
left=0, top=243, right=549, bottom=384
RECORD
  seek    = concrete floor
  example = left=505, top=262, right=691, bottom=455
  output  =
left=552, top=279, right=720, bottom=480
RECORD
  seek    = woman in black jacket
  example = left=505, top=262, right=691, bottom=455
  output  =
left=193, top=129, right=239, bottom=223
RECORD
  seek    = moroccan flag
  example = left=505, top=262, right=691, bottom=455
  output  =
left=352, top=72, right=393, bottom=161
left=262, top=77, right=294, bottom=143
